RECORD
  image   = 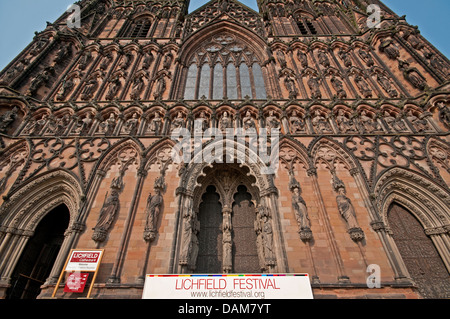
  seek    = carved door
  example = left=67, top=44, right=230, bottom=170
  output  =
left=388, top=203, right=450, bottom=298
left=232, top=185, right=260, bottom=273
left=196, top=186, right=223, bottom=273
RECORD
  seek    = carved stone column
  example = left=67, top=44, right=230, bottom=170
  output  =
left=222, top=207, right=233, bottom=273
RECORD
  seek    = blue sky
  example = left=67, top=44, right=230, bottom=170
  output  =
left=0, top=0, right=449, bottom=71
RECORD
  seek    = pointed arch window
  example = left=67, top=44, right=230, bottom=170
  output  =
left=227, top=64, right=238, bottom=100
left=182, top=34, right=267, bottom=100
left=119, top=18, right=152, bottom=38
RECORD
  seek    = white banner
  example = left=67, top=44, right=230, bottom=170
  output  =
left=142, top=274, right=313, bottom=299
left=65, top=250, right=103, bottom=272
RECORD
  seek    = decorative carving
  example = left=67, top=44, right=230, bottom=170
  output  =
left=121, top=113, right=140, bottom=136
left=98, top=113, right=117, bottom=135
left=242, top=111, right=256, bottom=131
left=379, top=38, right=400, bottom=60
left=288, top=170, right=312, bottom=242
left=143, top=172, right=167, bottom=242
left=311, top=110, right=332, bottom=134
left=332, top=174, right=365, bottom=242
left=289, top=110, right=306, bottom=134
left=219, top=111, right=232, bottom=133
left=147, top=112, right=163, bottom=136
left=92, top=176, right=122, bottom=243
left=0, top=107, right=19, bottom=134
left=336, top=110, right=357, bottom=133
left=179, top=200, right=200, bottom=271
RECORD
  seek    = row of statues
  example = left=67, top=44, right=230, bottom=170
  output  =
left=17, top=107, right=434, bottom=137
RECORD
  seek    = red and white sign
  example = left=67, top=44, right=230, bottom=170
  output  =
left=64, top=272, right=89, bottom=293
left=142, top=274, right=313, bottom=299
left=65, top=250, right=103, bottom=272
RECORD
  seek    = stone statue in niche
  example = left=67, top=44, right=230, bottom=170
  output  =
left=171, top=111, right=185, bottom=133
left=398, top=60, right=427, bottom=90
left=437, top=102, right=450, bottom=129
left=105, top=75, right=122, bottom=100
left=51, top=114, right=71, bottom=136
left=358, top=110, right=380, bottom=133
left=78, top=51, right=92, bottom=71
left=0, top=107, right=19, bottom=133
left=354, top=74, right=372, bottom=98
left=22, top=114, right=48, bottom=136
left=284, top=74, right=298, bottom=98
left=130, top=73, right=145, bottom=100
left=336, top=110, right=356, bottom=133
left=276, top=50, right=287, bottom=69
left=358, top=48, right=374, bottom=67
left=121, top=113, right=139, bottom=135
left=56, top=77, right=75, bottom=101
left=119, top=52, right=133, bottom=71
left=81, top=77, right=99, bottom=101
left=332, top=174, right=364, bottom=242
left=376, top=72, right=398, bottom=98
left=153, top=74, right=167, bottom=99
left=179, top=200, right=200, bottom=271
left=142, top=52, right=154, bottom=69
left=143, top=174, right=166, bottom=242
left=219, top=111, right=232, bottom=132
left=99, top=113, right=117, bottom=135
left=2, top=58, right=29, bottom=83
left=297, top=50, right=308, bottom=68
left=92, top=174, right=123, bottom=243
left=148, top=112, right=163, bottom=135
left=254, top=198, right=276, bottom=271
left=73, top=113, right=93, bottom=135
left=100, top=52, right=113, bottom=71
left=338, top=48, right=352, bottom=67
left=27, top=68, right=52, bottom=96
left=53, top=44, right=71, bottom=65
left=289, top=171, right=312, bottom=242
left=379, top=38, right=400, bottom=60
left=318, top=50, right=330, bottom=68
left=307, top=76, right=322, bottom=99
left=162, top=53, right=173, bottom=70
left=265, top=110, right=280, bottom=131
left=311, top=110, right=332, bottom=134
left=406, top=110, right=430, bottom=132
left=330, top=76, right=347, bottom=99
left=242, top=111, right=256, bottom=131
left=222, top=210, right=233, bottom=273
left=194, top=111, right=209, bottom=134
left=289, top=110, right=305, bottom=134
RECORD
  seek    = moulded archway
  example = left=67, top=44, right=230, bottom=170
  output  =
left=0, top=169, right=83, bottom=299
left=171, top=137, right=288, bottom=274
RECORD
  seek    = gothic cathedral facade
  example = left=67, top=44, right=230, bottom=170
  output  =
left=0, top=0, right=449, bottom=299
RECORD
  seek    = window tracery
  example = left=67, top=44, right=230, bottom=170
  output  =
left=183, top=34, right=267, bottom=100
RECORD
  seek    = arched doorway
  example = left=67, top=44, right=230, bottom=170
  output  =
left=196, top=185, right=223, bottom=273
left=6, top=205, right=70, bottom=299
left=232, top=185, right=260, bottom=273
left=388, top=203, right=450, bottom=298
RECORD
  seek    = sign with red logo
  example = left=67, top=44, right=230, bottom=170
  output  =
left=66, top=250, right=103, bottom=272
left=52, top=249, right=104, bottom=299
left=64, top=272, right=89, bottom=293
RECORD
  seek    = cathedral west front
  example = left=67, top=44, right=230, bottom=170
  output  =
left=0, top=0, right=449, bottom=299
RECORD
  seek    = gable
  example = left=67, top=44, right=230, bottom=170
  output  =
left=186, top=0, right=264, bottom=38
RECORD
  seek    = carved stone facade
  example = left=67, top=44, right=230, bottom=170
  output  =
left=0, top=0, right=449, bottom=299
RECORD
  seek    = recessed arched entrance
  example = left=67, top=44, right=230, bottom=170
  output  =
left=388, top=203, right=450, bottom=298
left=6, top=205, right=70, bottom=299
